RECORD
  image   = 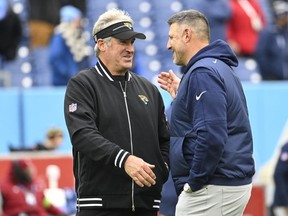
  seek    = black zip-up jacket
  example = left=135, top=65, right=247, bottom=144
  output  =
left=64, top=60, right=170, bottom=212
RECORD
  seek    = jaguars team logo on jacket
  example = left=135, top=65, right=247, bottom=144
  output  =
left=138, top=95, right=149, bottom=104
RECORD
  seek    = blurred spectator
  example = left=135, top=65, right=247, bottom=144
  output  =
left=27, top=0, right=62, bottom=86
left=27, top=0, right=61, bottom=48
left=226, top=0, right=266, bottom=81
left=48, top=5, right=91, bottom=86
left=0, top=159, right=66, bottom=216
left=272, top=142, right=288, bottom=216
left=0, top=0, right=22, bottom=62
left=186, top=0, right=232, bottom=42
left=255, top=0, right=288, bottom=80
left=0, top=187, right=2, bottom=215
left=227, top=0, right=266, bottom=57
left=9, top=127, right=64, bottom=152
left=27, top=0, right=86, bottom=49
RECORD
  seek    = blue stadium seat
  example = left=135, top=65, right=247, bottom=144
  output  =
left=234, top=57, right=262, bottom=82
left=86, top=0, right=120, bottom=22
left=30, top=47, right=52, bottom=86
left=118, top=0, right=154, bottom=19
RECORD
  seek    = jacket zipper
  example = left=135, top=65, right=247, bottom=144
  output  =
left=119, top=81, right=135, bottom=212
left=77, top=151, right=81, bottom=212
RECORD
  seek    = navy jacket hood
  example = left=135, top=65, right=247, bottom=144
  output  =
left=185, top=39, right=238, bottom=73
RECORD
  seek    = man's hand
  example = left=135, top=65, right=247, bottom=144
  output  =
left=124, top=155, right=156, bottom=187
left=157, top=70, right=180, bottom=99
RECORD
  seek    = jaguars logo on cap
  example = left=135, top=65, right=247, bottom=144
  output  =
left=124, top=22, right=133, bottom=29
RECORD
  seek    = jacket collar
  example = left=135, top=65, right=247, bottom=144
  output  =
left=94, top=59, right=132, bottom=81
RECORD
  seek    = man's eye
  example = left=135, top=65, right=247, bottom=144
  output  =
left=119, top=39, right=135, bottom=45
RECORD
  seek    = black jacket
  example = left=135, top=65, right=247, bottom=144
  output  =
left=64, top=60, right=170, bottom=212
left=0, top=8, right=22, bottom=61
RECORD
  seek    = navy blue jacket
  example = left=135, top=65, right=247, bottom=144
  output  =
left=255, top=25, right=288, bottom=80
left=273, top=143, right=288, bottom=206
left=170, top=40, right=255, bottom=195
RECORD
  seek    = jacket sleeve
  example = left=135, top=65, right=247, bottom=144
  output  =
left=64, top=75, right=130, bottom=168
left=186, top=69, right=227, bottom=191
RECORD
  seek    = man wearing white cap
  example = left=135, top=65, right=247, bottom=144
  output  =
left=64, top=8, right=170, bottom=216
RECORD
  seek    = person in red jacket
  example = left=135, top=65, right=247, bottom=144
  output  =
left=227, top=0, right=266, bottom=57
left=0, top=159, right=66, bottom=216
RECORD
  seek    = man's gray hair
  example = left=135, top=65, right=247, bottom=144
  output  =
left=92, top=8, right=133, bottom=38
left=92, top=8, right=133, bottom=56
left=168, top=9, right=210, bottom=42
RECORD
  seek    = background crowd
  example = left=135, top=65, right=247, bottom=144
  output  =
left=0, top=0, right=287, bottom=88
left=0, top=0, right=288, bottom=215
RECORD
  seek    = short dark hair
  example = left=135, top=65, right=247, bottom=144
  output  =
left=168, top=9, right=210, bottom=42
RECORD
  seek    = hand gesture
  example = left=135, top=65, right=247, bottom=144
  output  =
left=157, top=69, right=180, bottom=99
left=124, top=155, right=156, bottom=188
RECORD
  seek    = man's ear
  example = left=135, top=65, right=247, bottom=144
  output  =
left=97, top=39, right=106, bottom=51
left=183, top=28, right=192, bottom=43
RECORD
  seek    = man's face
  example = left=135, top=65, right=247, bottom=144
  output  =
left=167, top=23, right=187, bottom=66
left=100, top=37, right=136, bottom=75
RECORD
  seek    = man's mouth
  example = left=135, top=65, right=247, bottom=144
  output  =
left=123, top=55, right=133, bottom=61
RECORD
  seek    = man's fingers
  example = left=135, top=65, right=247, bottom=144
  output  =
left=137, top=172, right=155, bottom=187
left=133, top=164, right=156, bottom=187
left=132, top=173, right=153, bottom=188
left=133, top=177, right=144, bottom=187
left=158, top=71, right=174, bottom=94
left=144, top=163, right=156, bottom=179
left=137, top=175, right=152, bottom=187
left=124, top=155, right=157, bottom=187
left=159, top=84, right=167, bottom=91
